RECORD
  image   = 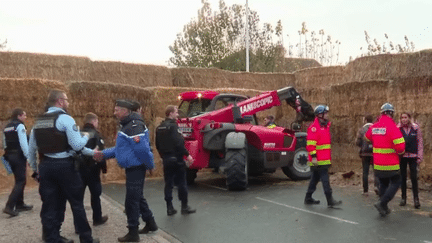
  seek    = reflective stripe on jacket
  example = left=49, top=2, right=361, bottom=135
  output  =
left=306, top=117, right=331, bottom=167
left=365, top=114, right=405, bottom=171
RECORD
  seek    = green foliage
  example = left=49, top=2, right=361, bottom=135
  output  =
left=169, top=0, right=284, bottom=72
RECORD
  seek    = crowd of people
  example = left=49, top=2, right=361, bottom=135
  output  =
left=1, top=89, right=196, bottom=243
left=303, top=102, right=423, bottom=217
left=0, top=89, right=428, bottom=243
left=263, top=102, right=424, bottom=216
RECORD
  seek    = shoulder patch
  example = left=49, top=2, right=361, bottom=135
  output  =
left=311, top=127, right=317, bottom=132
left=372, top=128, right=386, bottom=135
left=73, top=124, right=78, bottom=132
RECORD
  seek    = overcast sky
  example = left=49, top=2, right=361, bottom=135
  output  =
left=1, top=0, right=430, bottom=67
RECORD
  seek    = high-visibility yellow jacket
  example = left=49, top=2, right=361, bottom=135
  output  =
left=365, top=114, right=405, bottom=171
left=306, top=118, right=331, bottom=167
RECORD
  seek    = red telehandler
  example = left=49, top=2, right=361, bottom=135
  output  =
left=176, top=86, right=315, bottom=190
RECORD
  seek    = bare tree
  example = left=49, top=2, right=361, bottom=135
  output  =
left=360, top=31, right=416, bottom=57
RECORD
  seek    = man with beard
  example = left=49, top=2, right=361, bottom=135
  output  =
left=28, top=89, right=99, bottom=243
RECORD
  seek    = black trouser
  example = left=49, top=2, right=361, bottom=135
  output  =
left=361, top=156, right=379, bottom=193
left=5, top=153, right=27, bottom=210
left=306, top=168, right=332, bottom=197
left=400, top=157, right=419, bottom=199
left=125, top=164, right=153, bottom=228
left=79, top=166, right=103, bottom=222
left=39, top=157, right=94, bottom=243
left=163, top=156, right=188, bottom=206
left=376, top=172, right=401, bottom=208
left=72, top=166, right=103, bottom=231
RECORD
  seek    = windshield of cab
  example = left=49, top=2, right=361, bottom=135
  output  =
left=178, top=99, right=212, bottom=118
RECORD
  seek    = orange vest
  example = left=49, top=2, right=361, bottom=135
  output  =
left=306, top=118, right=331, bottom=167
left=365, top=114, right=405, bottom=171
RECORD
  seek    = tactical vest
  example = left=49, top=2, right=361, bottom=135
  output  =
left=156, top=120, right=176, bottom=155
left=400, top=127, right=418, bottom=154
left=3, top=119, right=25, bottom=153
left=81, top=126, right=100, bottom=167
left=33, top=111, right=70, bottom=154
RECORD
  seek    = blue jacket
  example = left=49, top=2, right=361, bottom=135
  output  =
left=103, top=112, right=154, bottom=169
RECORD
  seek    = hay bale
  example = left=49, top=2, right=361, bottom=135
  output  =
left=90, top=61, right=172, bottom=87
left=0, top=78, right=67, bottom=120
left=294, top=66, right=345, bottom=90
left=344, top=49, right=432, bottom=83
left=0, top=52, right=92, bottom=81
left=171, top=67, right=296, bottom=91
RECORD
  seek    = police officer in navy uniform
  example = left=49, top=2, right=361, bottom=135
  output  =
left=94, top=99, right=157, bottom=242
left=28, top=89, right=99, bottom=243
left=73, top=112, right=108, bottom=231
left=2, top=108, right=35, bottom=217
left=156, top=105, right=196, bottom=216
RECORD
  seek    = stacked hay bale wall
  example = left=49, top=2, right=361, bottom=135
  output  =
left=1, top=50, right=432, bottom=193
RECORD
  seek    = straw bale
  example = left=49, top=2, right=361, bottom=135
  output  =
left=0, top=78, right=67, bottom=120
left=0, top=51, right=92, bottom=81
left=171, top=67, right=230, bottom=88
left=67, top=81, right=153, bottom=118
left=90, top=61, right=172, bottom=87
left=294, top=66, right=345, bottom=90
left=227, top=72, right=296, bottom=91
left=329, top=80, right=389, bottom=118
left=171, top=67, right=296, bottom=90
left=344, top=49, right=432, bottom=83
left=330, top=143, right=359, bottom=172
left=279, top=57, right=322, bottom=73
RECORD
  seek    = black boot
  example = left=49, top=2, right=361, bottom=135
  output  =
left=138, top=217, right=158, bottom=234
left=16, top=204, right=33, bottom=212
left=399, top=197, right=406, bottom=206
left=326, top=194, right=342, bottom=208
left=374, top=202, right=387, bottom=217
left=118, top=226, right=140, bottom=242
left=93, top=215, right=109, bottom=226
left=42, top=228, right=74, bottom=243
left=181, top=205, right=196, bottom=215
left=2, top=207, right=19, bottom=217
left=414, top=197, right=420, bottom=209
left=304, top=194, right=320, bottom=205
left=167, top=205, right=177, bottom=216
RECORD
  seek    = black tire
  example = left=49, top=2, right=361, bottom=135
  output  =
left=225, top=148, right=248, bottom=191
left=186, top=169, right=198, bottom=185
left=282, top=147, right=311, bottom=181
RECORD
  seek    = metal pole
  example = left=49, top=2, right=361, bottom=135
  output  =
left=246, top=0, right=249, bottom=72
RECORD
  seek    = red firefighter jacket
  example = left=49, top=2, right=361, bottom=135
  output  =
left=365, top=114, right=405, bottom=171
left=306, top=117, right=331, bottom=167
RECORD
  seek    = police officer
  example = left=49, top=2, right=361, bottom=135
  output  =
left=365, top=103, right=405, bottom=217
left=2, top=108, right=35, bottom=217
left=28, top=89, right=99, bottom=243
left=94, top=99, right=157, bottom=242
left=156, top=105, right=196, bottom=216
left=304, top=105, right=342, bottom=208
left=73, top=112, right=108, bottom=230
